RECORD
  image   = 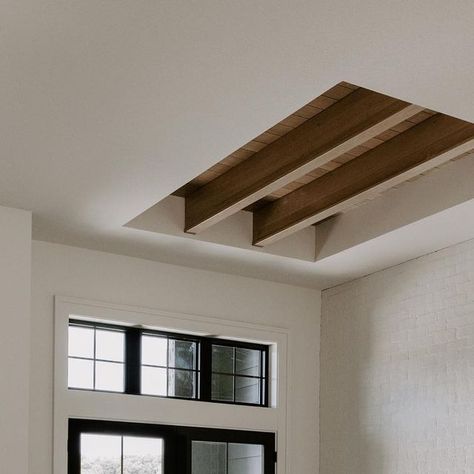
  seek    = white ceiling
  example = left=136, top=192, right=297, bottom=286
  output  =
left=1, top=0, right=474, bottom=289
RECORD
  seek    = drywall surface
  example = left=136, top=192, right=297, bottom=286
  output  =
left=3, top=0, right=474, bottom=287
left=321, top=238, right=474, bottom=474
left=30, top=240, right=320, bottom=473
left=0, top=206, right=32, bottom=474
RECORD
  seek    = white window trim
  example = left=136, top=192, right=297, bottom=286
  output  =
left=54, top=295, right=289, bottom=473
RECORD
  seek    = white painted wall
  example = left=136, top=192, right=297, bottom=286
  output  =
left=53, top=296, right=288, bottom=472
left=0, top=206, right=32, bottom=474
left=321, top=237, right=474, bottom=474
left=30, top=240, right=320, bottom=473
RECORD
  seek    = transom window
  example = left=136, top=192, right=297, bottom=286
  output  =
left=141, top=333, right=199, bottom=399
left=68, top=323, right=125, bottom=392
left=68, top=319, right=269, bottom=407
left=212, top=344, right=266, bottom=405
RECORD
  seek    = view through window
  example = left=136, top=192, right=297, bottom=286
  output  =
left=81, top=433, right=163, bottom=473
left=192, top=440, right=264, bottom=474
left=212, top=345, right=265, bottom=404
left=68, top=324, right=125, bottom=392
left=141, top=333, right=199, bottom=398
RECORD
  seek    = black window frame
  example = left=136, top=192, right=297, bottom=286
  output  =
left=140, top=330, right=201, bottom=400
left=208, top=339, right=268, bottom=406
left=68, top=418, right=276, bottom=474
left=68, top=319, right=270, bottom=407
left=67, top=322, right=126, bottom=393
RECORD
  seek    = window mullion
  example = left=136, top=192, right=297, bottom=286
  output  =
left=93, top=327, right=97, bottom=390
left=264, top=348, right=269, bottom=407
left=125, top=327, right=141, bottom=395
left=121, top=435, right=124, bottom=474
left=166, top=337, right=170, bottom=397
left=200, top=339, right=212, bottom=401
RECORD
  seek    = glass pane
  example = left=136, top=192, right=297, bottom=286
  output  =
left=142, top=335, right=168, bottom=367
left=141, top=366, right=167, bottom=396
left=169, top=339, right=196, bottom=369
left=228, top=443, right=264, bottom=474
left=68, top=326, right=94, bottom=358
left=123, top=436, right=164, bottom=474
left=168, top=369, right=195, bottom=398
left=212, top=345, right=234, bottom=374
left=81, top=434, right=121, bottom=474
left=192, top=441, right=227, bottom=474
left=235, top=377, right=260, bottom=405
left=235, top=348, right=260, bottom=377
left=95, top=361, right=124, bottom=392
left=96, top=329, right=125, bottom=362
left=68, top=358, right=94, bottom=389
left=212, top=374, right=234, bottom=402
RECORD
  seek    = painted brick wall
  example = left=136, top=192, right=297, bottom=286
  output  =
left=320, top=238, right=474, bottom=474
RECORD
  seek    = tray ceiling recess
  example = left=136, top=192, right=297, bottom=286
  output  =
left=160, top=82, right=474, bottom=248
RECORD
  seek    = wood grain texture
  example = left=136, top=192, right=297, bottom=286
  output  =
left=173, top=89, right=434, bottom=204
left=174, top=84, right=358, bottom=198
left=185, top=88, right=421, bottom=233
left=253, top=114, right=474, bottom=246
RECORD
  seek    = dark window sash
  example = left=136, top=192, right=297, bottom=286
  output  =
left=68, top=319, right=270, bottom=407
left=68, top=418, right=276, bottom=474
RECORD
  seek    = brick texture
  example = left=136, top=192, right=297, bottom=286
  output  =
left=321, top=238, right=474, bottom=474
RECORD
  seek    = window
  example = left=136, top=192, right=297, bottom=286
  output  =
left=141, top=333, right=199, bottom=399
left=68, top=319, right=269, bottom=406
left=192, top=441, right=264, bottom=474
left=81, top=433, right=163, bottom=473
left=212, top=343, right=266, bottom=405
left=68, top=322, right=125, bottom=392
left=69, top=419, right=275, bottom=474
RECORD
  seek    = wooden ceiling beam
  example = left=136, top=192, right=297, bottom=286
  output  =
left=253, top=114, right=474, bottom=246
left=185, top=88, right=422, bottom=233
